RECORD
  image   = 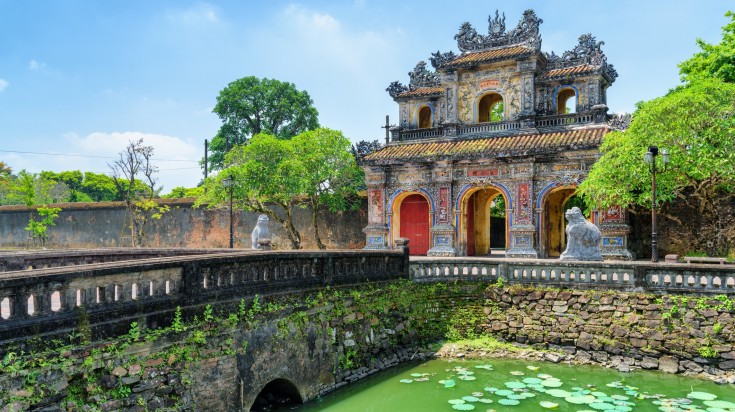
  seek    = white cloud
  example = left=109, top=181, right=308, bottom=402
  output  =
left=278, top=5, right=399, bottom=72
left=28, top=59, right=46, bottom=70
left=44, top=131, right=204, bottom=191
left=0, top=78, right=8, bottom=91
left=166, top=2, right=219, bottom=25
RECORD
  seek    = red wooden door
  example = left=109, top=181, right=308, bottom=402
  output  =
left=400, top=194, right=430, bottom=255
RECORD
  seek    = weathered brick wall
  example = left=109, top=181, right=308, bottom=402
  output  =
left=0, top=198, right=367, bottom=250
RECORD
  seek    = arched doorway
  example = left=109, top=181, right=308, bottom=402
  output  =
left=418, top=106, right=432, bottom=129
left=461, top=188, right=507, bottom=256
left=556, top=87, right=576, bottom=114
left=397, top=193, right=430, bottom=255
left=478, top=93, right=504, bottom=122
left=542, top=187, right=587, bottom=257
left=251, top=378, right=303, bottom=411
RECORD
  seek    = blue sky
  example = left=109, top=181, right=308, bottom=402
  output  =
left=0, top=1, right=730, bottom=193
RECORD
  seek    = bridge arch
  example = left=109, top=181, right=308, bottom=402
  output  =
left=251, top=378, right=304, bottom=411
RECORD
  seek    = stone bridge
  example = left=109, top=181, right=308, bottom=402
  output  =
left=1, top=249, right=734, bottom=411
left=0, top=248, right=411, bottom=411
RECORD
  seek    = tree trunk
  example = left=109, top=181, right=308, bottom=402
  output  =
left=311, top=198, right=326, bottom=249
left=284, top=207, right=302, bottom=249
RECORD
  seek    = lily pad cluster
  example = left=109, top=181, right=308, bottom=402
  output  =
left=397, top=363, right=734, bottom=412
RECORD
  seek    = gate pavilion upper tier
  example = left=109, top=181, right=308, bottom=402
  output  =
left=362, top=9, right=634, bottom=259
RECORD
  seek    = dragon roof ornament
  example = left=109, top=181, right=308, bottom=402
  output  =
left=545, top=34, right=618, bottom=82
left=454, top=9, right=542, bottom=53
left=429, top=50, right=458, bottom=70
left=607, top=113, right=631, bottom=131
left=386, top=61, right=441, bottom=98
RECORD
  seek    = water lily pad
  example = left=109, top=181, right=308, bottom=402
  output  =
left=527, top=365, right=540, bottom=371
left=478, top=398, right=493, bottom=404
left=541, top=379, right=563, bottom=388
left=566, top=395, right=596, bottom=404
left=444, top=379, right=456, bottom=388
left=545, top=389, right=572, bottom=398
left=498, top=399, right=520, bottom=406
left=505, top=381, right=527, bottom=389
left=448, top=399, right=466, bottom=405
left=495, top=389, right=515, bottom=397
left=589, top=402, right=616, bottom=410
left=507, top=394, right=525, bottom=400
left=471, top=392, right=484, bottom=397
left=521, top=392, right=537, bottom=399
left=484, top=387, right=498, bottom=393
left=703, top=400, right=735, bottom=409
left=399, top=379, right=413, bottom=383
left=458, top=375, right=477, bottom=381
left=540, top=401, right=559, bottom=409
left=523, top=377, right=543, bottom=385
left=463, top=396, right=480, bottom=403
left=538, top=374, right=554, bottom=379
left=688, top=392, right=718, bottom=401
left=510, top=370, right=525, bottom=376
left=410, top=373, right=425, bottom=377
left=452, top=403, right=475, bottom=411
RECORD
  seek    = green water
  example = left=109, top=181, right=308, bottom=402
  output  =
left=283, top=358, right=735, bottom=412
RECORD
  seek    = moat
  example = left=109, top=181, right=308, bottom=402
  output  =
left=287, top=358, right=735, bottom=412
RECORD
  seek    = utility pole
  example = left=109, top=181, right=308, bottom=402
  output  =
left=204, top=139, right=208, bottom=180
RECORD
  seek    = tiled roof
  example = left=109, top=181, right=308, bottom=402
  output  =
left=444, top=46, right=534, bottom=68
left=364, top=127, right=609, bottom=163
left=397, top=86, right=443, bottom=98
left=541, top=64, right=597, bottom=79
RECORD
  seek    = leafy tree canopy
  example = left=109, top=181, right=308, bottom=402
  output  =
left=207, top=76, right=320, bottom=170
left=579, top=78, right=735, bottom=213
left=679, top=11, right=735, bottom=84
left=292, top=128, right=364, bottom=248
left=162, top=186, right=204, bottom=199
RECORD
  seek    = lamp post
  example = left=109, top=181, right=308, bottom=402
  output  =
left=222, top=176, right=234, bottom=248
left=644, top=146, right=669, bottom=262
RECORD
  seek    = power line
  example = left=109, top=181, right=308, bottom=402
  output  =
left=0, top=149, right=198, bottom=163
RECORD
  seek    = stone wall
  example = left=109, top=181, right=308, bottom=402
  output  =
left=0, top=197, right=367, bottom=250
left=0, top=281, right=435, bottom=412
left=2, top=277, right=733, bottom=411
left=483, top=286, right=735, bottom=377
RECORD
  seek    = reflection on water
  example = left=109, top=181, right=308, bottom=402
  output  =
left=283, top=358, right=734, bottom=412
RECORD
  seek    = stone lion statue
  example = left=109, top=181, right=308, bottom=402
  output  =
left=251, top=214, right=270, bottom=249
left=559, top=207, right=603, bottom=261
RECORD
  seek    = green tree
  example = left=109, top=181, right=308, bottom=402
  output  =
left=162, top=186, right=204, bottom=199
left=41, top=170, right=90, bottom=202
left=25, top=205, right=61, bottom=247
left=196, top=133, right=306, bottom=249
left=81, top=172, right=120, bottom=202
left=292, top=128, right=364, bottom=249
left=679, top=11, right=735, bottom=84
left=109, top=139, right=169, bottom=246
left=490, top=102, right=504, bottom=122
left=207, top=76, right=320, bottom=170
left=579, top=79, right=735, bottom=253
left=3, top=170, right=52, bottom=206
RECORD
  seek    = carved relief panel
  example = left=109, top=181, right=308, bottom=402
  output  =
left=368, top=188, right=384, bottom=225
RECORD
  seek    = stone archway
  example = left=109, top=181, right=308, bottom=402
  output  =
left=251, top=378, right=303, bottom=411
left=541, top=186, right=578, bottom=258
left=459, top=187, right=508, bottom=256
